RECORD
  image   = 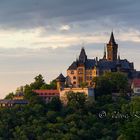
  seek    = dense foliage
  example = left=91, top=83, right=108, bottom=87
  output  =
left=0, top=73, right=140, bottom=140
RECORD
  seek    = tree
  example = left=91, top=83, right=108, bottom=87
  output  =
left=1, top=73, right=136, bottom=140
left=30, top=74, right=45, bottom=90
left=94, top=72, right=129, bottom=97
left=118, top=96, right=140, bottom=140
left=130, top=96, right=140, bottom=113
left=40, top=80, right=57, bottom=90
left=15, top=86, right=24, bottom=94
left=80, top=82, right=88, bottom=88
left=66, top=92, right=86, bottom=110
left=48, top=97, right=62, bottom=111
left=24, top=90, right=45, bottom=106
left=5, top=92, right=14, bottom=99
left=93, top=76, right=112, bottom=96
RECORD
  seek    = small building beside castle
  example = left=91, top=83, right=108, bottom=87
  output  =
left=131, top=79, right=140, bottom=95
left=33, top=89, right=59, bottom=103
left=55, top=73, right=94, bottom=104
left=0, top=92, right=28, bottom=107
left=33, top=73, right=94, bottom=104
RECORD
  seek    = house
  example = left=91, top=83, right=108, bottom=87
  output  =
left=56, top=73, right=94, bottom=104
left=13, top=92, right=24, bottom=100
left=59, top=87, right=94, bottom=104
left=33, top=73, right=95, bottom=104
left=33, top=89, right=59, bottom=103
left=0, top=99, right=28, bottom=107
left=131, top=79, right=140, bottom=95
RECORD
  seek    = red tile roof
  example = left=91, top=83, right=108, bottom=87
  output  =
left=33, top=90, right=59, bottom=95
left=132, top=79, right=140, bottom=87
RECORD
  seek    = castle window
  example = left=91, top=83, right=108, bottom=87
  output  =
left=71, top=71, right=74, bottom=74
left=78, top=68, right=83, bottom=74
left=86, top=70, right=92, bottom=75
left=73, top=82, right=76, bottom=85
left=78, top=71, right=83, bottom=74
left=137, top=89, right=140, bottom=92
left=90, top=71, right=92, bottom=75
left=90, top=76, right=92, bottom=80
left=78, top=77, right=83, bottom=83
left=73, top=76, right=76, bottom=80
left=86, top=76, right=89, bottom=80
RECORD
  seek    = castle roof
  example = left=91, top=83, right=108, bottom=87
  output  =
left=132, top=79, right=140, bottom=87
left=108, top=32, right=116, bottom=45
left=68, top=58, right=133, bottom=71
left=79, top=47, right=87, bottom=63
left=33, top=90, right=59, bottom=95
left=0, top=99, right=28, bottom=104
left=15, top=92, right=24, bottom=97
left=56, top=73, right=65, bottom=82
left=68, top=32, right=133, bottom=74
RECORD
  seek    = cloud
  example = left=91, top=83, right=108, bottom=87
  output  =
left=0, top=0, right=139, bottom=30
left=59, top=25, right=71, bottom=31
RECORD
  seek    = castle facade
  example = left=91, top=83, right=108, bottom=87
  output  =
left=67, top=32, right=135, bottom=87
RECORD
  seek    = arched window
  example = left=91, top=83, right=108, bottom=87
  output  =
left=73, top=76, right=76, bottom=79
left=73, top=82, right=76, bottom=85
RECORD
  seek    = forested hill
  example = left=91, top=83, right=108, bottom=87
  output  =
left=0, top=72, right=140, bottom=139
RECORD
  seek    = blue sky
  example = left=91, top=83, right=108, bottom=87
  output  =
left=0, top=0, right=140, bottom=98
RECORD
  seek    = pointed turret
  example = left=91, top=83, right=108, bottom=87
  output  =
left=95, top=57, right=99, bottom=67
left=56, top=73, right=65, bottom=90
left=118, top=54, right=120, bottom=61
left=79, top=47, right=87, bottom=63
left=116, top=55, right=121, bottom=71
left=107, top=32, right=118, bottom=61
left=56, top=73, right=65, bottom=82
left=103, top=46, right=106, bottom=60
left=109, top=32, right=116, bottom=45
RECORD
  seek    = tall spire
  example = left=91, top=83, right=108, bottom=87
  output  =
left=79, top=47, right=87, bottom=63
left=107, top=31, right=118, bottom=61
left=109, top=32, right=116, bottom=45
left=118, top=53, right=120, bottom=61
left=103, top=45, right=106, bottom=59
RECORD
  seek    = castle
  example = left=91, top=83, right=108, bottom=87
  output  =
left=66, top=32, right=135, bottom=88
left=1, top=32, right=139, bottom=107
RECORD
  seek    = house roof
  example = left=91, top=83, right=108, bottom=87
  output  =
left=33, top=90, right=59, bottom=95
left=56, top=73, right=65, bottom=82
left=132, top=79, right=140, bottom=87
left=67, top=61, right=77, bottom=70
left=68, top=58, right=133, bottom=71
left=15, top=92, right=24, bottom=96
left=79, top=47, right=87, bottom=63
left=0, top=99, right=28, bottom=104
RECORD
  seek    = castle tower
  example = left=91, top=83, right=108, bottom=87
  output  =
left=79, top=47, right=87, bottom=63
left=107, top=32, right=118, bottom=61
left=56, top=73, right=66, bottom=90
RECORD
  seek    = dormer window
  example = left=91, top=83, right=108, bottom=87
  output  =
left=71, top=70, right=74, bottom=74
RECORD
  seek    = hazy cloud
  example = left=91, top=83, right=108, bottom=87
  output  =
left=0, top=0, right=139, bottom=30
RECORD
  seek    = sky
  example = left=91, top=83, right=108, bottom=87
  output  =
left=0, top=0, right=140, bottom=98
